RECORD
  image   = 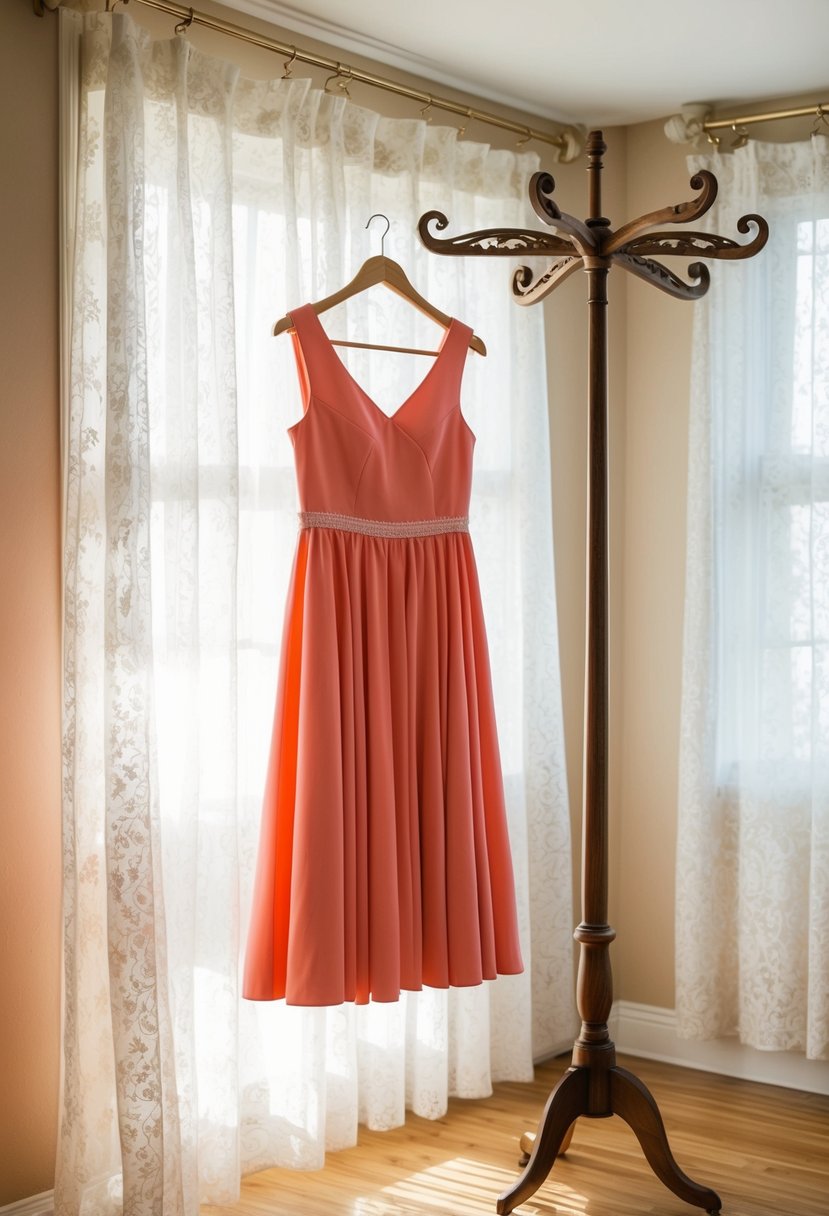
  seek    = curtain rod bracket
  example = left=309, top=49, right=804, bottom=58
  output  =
left=666, top=98, right=829, bottom=146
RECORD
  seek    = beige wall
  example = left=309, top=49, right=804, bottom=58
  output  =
left=545, top=126, right=688, bottom=1009
left=611, top=102, right=819, bottom=1006
left=1, top=0, right=816, bottom=1204
left=0, top=1, right=62, bottom=1205
left=616, top=123, right=695, bottom=1006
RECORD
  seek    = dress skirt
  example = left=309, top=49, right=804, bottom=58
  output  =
left=242, top=523, right=524, bottom=1005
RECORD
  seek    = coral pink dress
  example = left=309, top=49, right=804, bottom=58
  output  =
left=243, top=304, right=523, bottom=1005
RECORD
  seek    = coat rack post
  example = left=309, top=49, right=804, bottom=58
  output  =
left=576, top=133, right=614, bottom=1087
left=419, top=129, right=768, bottom=1215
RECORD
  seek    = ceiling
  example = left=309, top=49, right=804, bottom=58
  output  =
left=227, top=0, right=829, bottom=126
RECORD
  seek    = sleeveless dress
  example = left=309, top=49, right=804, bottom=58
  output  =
left=243, top=304, right=523, bottom=1005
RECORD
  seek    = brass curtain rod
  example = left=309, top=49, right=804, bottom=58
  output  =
left=36, top=0, right=581, bottom=156
left=666, top=97, right=829, bottom=146
left=705, top=100, right=829, bottom=132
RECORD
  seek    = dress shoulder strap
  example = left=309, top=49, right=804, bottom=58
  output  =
left=436, top=318, right=474, bottom=405
left=288, top=304, right=355, bottom=408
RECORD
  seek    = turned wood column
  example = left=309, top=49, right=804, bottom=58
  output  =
left=572, top=131, right=616, bottom=1102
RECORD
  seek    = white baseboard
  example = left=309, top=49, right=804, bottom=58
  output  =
left=0, top=1191, right=54, bottom=1216
left=610, top=1000, right=829, bottom=1095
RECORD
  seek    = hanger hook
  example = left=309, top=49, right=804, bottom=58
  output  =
left=812, top=104, right=829, bottom=136
left=516, top=126, right=532, bottom=149
left=420, top=96, right=433, bottom=123
left=282, top=46, right=297, bottom=78
left=365, top=213, right=391, bottom=257
left=174, top=6, right=194, bottom=34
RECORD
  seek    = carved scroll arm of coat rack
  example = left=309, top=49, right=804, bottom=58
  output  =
left=418, top=168, right=769, bottom=306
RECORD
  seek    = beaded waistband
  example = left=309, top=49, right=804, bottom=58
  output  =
left=299, top=511, right=469, bottom=538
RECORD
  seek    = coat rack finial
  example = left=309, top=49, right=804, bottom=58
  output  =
left=586, top=129, right=608, bottom=225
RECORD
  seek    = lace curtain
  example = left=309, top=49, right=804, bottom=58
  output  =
left=677, top=136, right=829, bottom=1061
left=58, top=11, right=574, bottom=1214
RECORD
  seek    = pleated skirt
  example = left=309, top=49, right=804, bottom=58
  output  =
left=243, top=525, right=523, bottom=1005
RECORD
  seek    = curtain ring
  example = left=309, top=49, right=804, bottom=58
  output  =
left=420, top=96, right=433, bottom=123
left=516, top=126, right=532, bottom=148
left=174, top=6, right=194, bottom=34
left=324, top=64, right=352, bottom=96
left=282, top=47, right=298, bottom=79
left=812, top=104, right=829, bottom=136
left=730, top=122, right=749, bottom=149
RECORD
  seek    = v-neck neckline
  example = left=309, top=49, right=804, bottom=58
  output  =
left=304, top=306, right=458, bottom=425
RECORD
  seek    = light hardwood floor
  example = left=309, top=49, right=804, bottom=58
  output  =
left=204, top=1054, right=829, bottom=1215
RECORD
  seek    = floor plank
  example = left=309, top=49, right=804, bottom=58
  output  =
left=203, top=1054, right=829, bottom=1215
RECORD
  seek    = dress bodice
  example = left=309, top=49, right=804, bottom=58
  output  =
left=287, top=304, right=475, bottom=522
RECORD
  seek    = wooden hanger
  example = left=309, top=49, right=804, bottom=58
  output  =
left=272, top=215, right=486, bottom=356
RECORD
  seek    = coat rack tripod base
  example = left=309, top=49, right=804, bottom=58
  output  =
left=507, top=1057, right=721, bottom=1214
left=419, top=131, right=768, bottom=1216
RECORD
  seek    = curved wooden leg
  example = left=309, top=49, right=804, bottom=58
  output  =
left=497, top=1067, right=589, bottom=1214
left=560, top=1120, right=576, bottom=1154
left=610, top=1068, right=722, bottom=1213
left=518, top=1117, right=576, bottom=1166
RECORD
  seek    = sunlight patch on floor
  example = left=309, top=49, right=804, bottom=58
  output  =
left=349, top=1156, right=591, bottom=1215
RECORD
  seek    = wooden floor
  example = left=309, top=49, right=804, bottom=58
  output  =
left=204, top=1054, right=829, bottom=1216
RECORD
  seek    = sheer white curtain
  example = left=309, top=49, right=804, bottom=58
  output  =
left=57, top=11, right=574, bottom=1214
left=677, top=136, right=829, bottom=1061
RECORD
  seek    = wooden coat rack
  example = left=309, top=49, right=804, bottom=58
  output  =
left=418, top=130, right=768, bottom=1215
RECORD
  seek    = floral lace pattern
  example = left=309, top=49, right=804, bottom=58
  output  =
left=58, top=10, right=575, bottom=1214
left=677, top=137, right=829, bottom=1062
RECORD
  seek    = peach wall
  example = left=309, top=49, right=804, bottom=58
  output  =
left=0, top=1, right=62, bottom=1205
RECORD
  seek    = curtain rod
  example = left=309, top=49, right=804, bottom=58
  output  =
left=705, top=101, right=829, bottom=132
left=666, top=99, right=829, bottom=146
left=35, top=0, right=583, bottom=160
